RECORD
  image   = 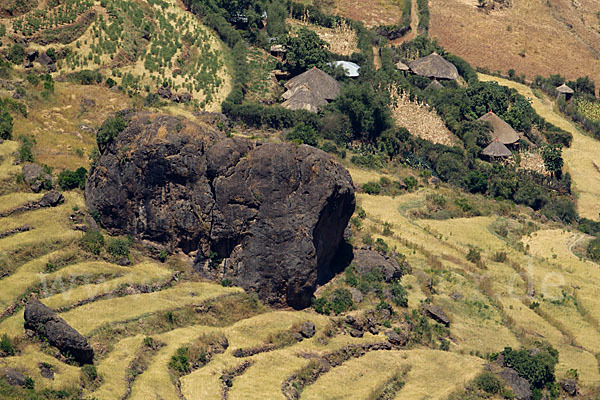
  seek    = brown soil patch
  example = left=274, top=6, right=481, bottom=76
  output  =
left=429, top=0, right=600, bottom=83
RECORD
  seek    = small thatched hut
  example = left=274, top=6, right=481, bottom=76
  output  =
left=477, top=111, right=520, bottom=145
left=556, top=83, right=574, bottom=101
left=425, top=79, right=444, bottom=91
left=281, top=85, right=328, bottom=112
left=482, top=139, right=512, bottom=159
left=395, top=61, right=410, bottom=71
left=285, top=67, right=341, bottom=100
left=408, top=52, right=459, bottom=80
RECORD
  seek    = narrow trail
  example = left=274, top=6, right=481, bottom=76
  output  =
left=479, top=74, right=600, bottom=221
left=389, top=0, right=419, bottom=47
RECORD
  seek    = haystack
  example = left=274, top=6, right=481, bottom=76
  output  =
left=285, top=67, right=341, bottom=100
left=281, top=85, right=328, bottom=112
left=482, top=139, right=512, bottom=158
left=408, top=52, right=459, bottom=80
left=478, top=111, right=520, bottom=144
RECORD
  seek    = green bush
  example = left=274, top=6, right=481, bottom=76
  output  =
left=80, top=230, right=105, bottom=255
left=587, top=237, right=600, bottom=262
left=286, top=123, right=318, bottom=146
left=96, top=114, right=128, bottom=153
left=0, top=334, right=15, bottom=356
left=390, top=280, right=408, bottom=307
left=17, top=135, right=34, bottom=163
left=81, top=364, right=98, bottom=382
left=466, top=248, right=481, bottom=264
left=107, top=237, right=131, bottom=258
left=362, top=181, right=381, bottom=195
left=344, top=266, right=358, bottom=287
left=329, top=288, right=354, bottom=315
left=58, top=167, right=87, bottom=190
left=158, top=250, right=168, bottom=263
left=0, top=106, right=13, bottom=140
left=169, top=347, right=190, bottom=375
left=501, top=345, right=559, bottom=389
left=7, top=44, right=25, bottom=64
left=474, top=371, right=503, bottom=394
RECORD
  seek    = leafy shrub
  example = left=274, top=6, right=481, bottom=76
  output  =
left=58, top=167, right=87, bottom=190
left=344, top=266, right=358, bottom=287
left=466, top=248, right=481, bottom=264
left=390, top=280, right=408, bottom=307
left=96, top=114, right=128, bottom=153
left=329, top=288, right=354, bottom=314
left=0, top=106, right=13, bottom=140
left=286, top=123, right=318, bottom=146
left=80, top=230, right=104, bottom=255
left=221, top=278, right=232, bottom=287
left=169, top=347, right=190, bottom=374
left=587, top=238, right=600, bottom=262
left=375, top=238, right=389, bottom=254
left=492, top=251, right=507, bottom=263
left=68, top=70, right=103, bottom=85
left=7, top=44, right=25, bottom=64
left=17, top=135, right=34, bottom=162
left=474, top=371, right=503, bottom=394
left=158, top=250, right=168, bottom=263
left=107, top=237, right=131, bottom=258
left=362, top=181, right=381, bottom=195
left=501, top=344, right=559, bottom=389
left=81, top=364, right=98, bottom=383
left=0, top=334, right=15, bottom=356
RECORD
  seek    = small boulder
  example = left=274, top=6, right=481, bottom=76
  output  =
left=500, top=368, right=531, bottom=400
left=0, top=368, right=27, bottom=387
left=385, top=330, right=408, bottom=346
left=349, top=329, right=363, bottom=338
left=350, top=288, right=363, bottom=303
left=351, top=249, right=406, bottom=282
left=24, top=298, right=94, bottom=364
left=561, top=379, right=578, bottom=396
left=21, top=163, right=51, bottom=193
left=39, top=363, right=54, bottom=380
left=38, top=190, right=64, bottom=208
left=300, top=322, right=316, bottom=339
left=423, top=304, right=450, bottom=326
left=157, top=86, right=172, bottom=99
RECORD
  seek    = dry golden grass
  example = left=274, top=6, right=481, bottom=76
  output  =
left=61, top=282, right=242, bottom=336
left=91, top=335, right=144, bottom=400
left=11, top=83, right=133, bottom=171
left=0, top=192, right=44, bottom=215
left=303, top=350, right=483, bottom=399
left=300, top=0, right=405, bottom=28
left=430, top=0, right=600, bottom=83
left=390, top=85, right=458, bottom=146
left=0, top=140, right=20, bottom=181
left=288, top=18, right=359, bottom=56
left=479, top=74, right=600, bottom=220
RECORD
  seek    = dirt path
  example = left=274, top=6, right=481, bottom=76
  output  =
left=373, top=46, right=382, bottom=70
left=479, top=73, right=600, bottom=220
left=389, top=0, right=419, bottom=46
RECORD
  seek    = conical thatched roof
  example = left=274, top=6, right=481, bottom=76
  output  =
left=477, top=111, right=520, bottom=144
left=395, top=61, right=410, bottom=71
left=556, top=83, right=574, bottom=94
left=482, top=139, right=512, bottom=157
left=426, top=79, right=444, bottom=90
left=408, top=52, right=459, bottom=80
left=285, top=67, right=341, bottom=101
left=282, top=85, right=328, bottom=113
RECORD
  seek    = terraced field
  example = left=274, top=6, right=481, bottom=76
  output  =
left=0, top=0, right=231, bottom=110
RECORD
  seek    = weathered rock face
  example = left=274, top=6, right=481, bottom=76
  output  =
left=86, top=112, right=355, bottom=308
left=24, top=298, right=94, bottom=364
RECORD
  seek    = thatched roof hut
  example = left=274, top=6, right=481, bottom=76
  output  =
left=395, top=61, right=410, bottom=71
left=477, top=111, right=520, bottom=144
left=285, top=67, right=341, bottom=101
left=556, top=84, right=574, bottom=94
left=408, top=52, right=459, bottom=80
left=281, top=85, right=328, bottom=113
left=482, top=139, right=512, bottom=158
left=426, top=79, right=444, bottom=90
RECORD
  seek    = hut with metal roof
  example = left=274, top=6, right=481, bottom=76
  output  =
left=556, top=83, right=574, bottom=101
left=482, top=138, right=512, bottom=159
left=477, top=111, right=520, bottom=146
left=329, top=61, right=360, bottom=77
left=408, top=52, right=459, bottom=80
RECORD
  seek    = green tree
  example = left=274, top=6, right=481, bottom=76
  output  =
left=7, top=44, right=25, bottom=64
left=0, top=106, right=13, bottom=140
left=266, top=1, right=287, bottom=37
left=286, top=122, right=318, bottom=146
left=58, top=167, right=87, bottom=190
left=283, top=28, right=330, bottom=74
left=96, top=115, right=128, bottom=153
left=541, top=144, right=563, bottom=178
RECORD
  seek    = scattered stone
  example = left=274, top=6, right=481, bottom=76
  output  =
left=24, top=297, right=94, bottom=364
left=0, top=368, right=27, bottom=387
left=26, top=50, right=39, bottom=62
left=21, top=163, right=51, bottom=193
left=500, top=368, right=531, bottom=400
left=385, top=330, right=408, bottom=346
left=39, top=363, right=54, bottom=380
left=46, top=64, right=57, bottom=73
left=561, top=379, right=577, bottom=396
left=0, top=225, right=32, bottom=239
left=36, top=52, right=53, bottom=66
left=349, top=288, right=363, bottom=303
left=344, top=315, right=356, bottom=325
left=423, top=304, right=450, bottom=326
left=157, top=86, right=172, bottom=99
left=351, top=249, right=406, bottom=282
left=39, top=190, right=64, bottom=208
left=349, top=329, right=363, bottom=338
left=180, top=92, right=192, bottom=103
left=300, top=322, right=316, bottom=339
left=24, top=61, right=33, bottom=69
left=118, top=257, right=131, bottom=266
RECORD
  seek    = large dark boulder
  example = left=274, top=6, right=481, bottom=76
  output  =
left=85, top=113, right=355, bottom=308
left=351, top=248, right=406, bottom=282
left=24, top=298, right=94, bottom=364
left=500, top=368, right=531, bottom=400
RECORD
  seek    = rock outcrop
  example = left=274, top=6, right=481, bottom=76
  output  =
left=85, top=112, right=355, bottom=308
left=24, top=298, right=94, bottom=364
